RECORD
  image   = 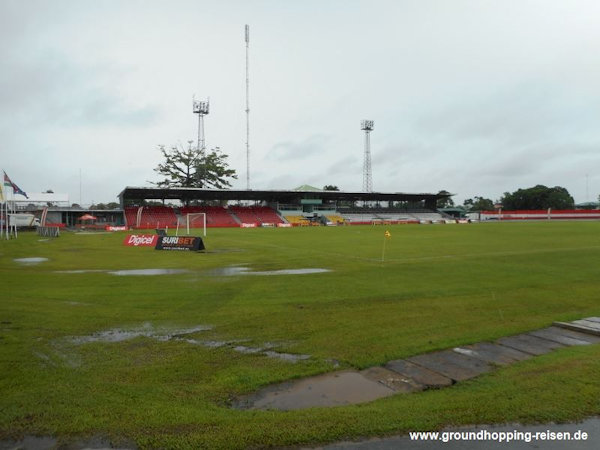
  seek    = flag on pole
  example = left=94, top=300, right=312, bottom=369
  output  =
left=3, top=171, right=28, bottom=198
left=384, top=230, right=391, bottom=238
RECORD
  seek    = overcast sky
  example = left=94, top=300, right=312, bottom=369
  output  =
left=1, top=0, right=599, bottom=205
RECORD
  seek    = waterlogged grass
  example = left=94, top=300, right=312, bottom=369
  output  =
left=1, top=222, right=600, bottom=448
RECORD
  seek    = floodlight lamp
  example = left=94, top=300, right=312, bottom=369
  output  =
left=361, top=120, right=374, bottom=131
left=193, top=100, right=210, bottom=115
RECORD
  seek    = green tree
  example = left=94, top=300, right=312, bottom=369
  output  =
left=154, top=143, right=237, bottom=189
left=463, top=196, right=494, bottom=211
left=436, top=190, right=454, bottom=208
left=501, top=185, right=574, bottom=210
left=323, top=185, right=340, bottom=191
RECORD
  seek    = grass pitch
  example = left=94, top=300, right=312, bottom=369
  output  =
left=1, top=222, right=600, bottom=448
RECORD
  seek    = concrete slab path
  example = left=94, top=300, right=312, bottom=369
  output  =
left=235, top=317, right=600, bottom=410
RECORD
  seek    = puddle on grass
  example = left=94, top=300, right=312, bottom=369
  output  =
left=0, top=435, right=136, bottom=450
left=206, top=265, right=251, bottom=276
left=109, top=268, right=191, bottom=276
left=0, top=435, right=58, bottom=450
left=67, top=323, right=212, bottom=345
left=184, top=338, right=311, bottom=362
left=56, top=269, right=106, bottom=274
left=208, top=265, right=330, bottom=276
left=246, top=268, right=330, bottom=276
left=55, top=266, right=329, bottom=277
left=14, top=257, right=48, bottom=265
left=54, top=324, right=311, bottom=366
left=263, top=350, right=311, bottom=362
left=234, top=370, right=395, bottom=410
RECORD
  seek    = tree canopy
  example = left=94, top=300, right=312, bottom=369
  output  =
left=462, top=196, right=495, bottom=211
left=436, top=190, right=454, bottom=208
left=153, top=143, right=237, bottom=189
left=500, top=185, right=574, bottom=210
left=323, top=185, right=340, bottom=191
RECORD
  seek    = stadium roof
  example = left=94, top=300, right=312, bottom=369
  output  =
left=118, top=186, right=450, bottom=205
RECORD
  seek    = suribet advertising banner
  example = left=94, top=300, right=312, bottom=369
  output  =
left=155, top=236, right=205, bottom=251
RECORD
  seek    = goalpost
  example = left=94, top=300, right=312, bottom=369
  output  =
left=185, top=213, right=207, bottom=237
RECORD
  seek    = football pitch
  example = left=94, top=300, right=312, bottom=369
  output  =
left=1, top=221, right=600, bottom=449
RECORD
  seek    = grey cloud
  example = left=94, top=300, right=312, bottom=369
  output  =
left=412, top=82, right=600, bottom=147
left=266, top=134, right=331, bottom=161
left=325, top=156, right=360, bottom=176
left=0, top=51, right=158, bottom=128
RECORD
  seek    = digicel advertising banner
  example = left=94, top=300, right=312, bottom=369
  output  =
left=155, top=236, right=205, bottom=251
left=123, top=234, right=158, bottom=247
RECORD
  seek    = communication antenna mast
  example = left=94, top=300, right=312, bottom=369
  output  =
left=361, top=120, right=374, bottom=192
left=245, top=24, right=250, bottom=190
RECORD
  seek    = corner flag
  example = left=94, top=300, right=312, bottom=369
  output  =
left=3, top=172, right=28, bottom=198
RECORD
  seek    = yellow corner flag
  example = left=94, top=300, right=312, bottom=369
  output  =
left=381, top=230, right=391, bottom=262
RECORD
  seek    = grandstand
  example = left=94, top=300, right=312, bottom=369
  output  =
left=14, top=185, right=600, bottom=230
left=116, top=187, right=452, bottom=229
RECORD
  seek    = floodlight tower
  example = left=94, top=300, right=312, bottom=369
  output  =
left=245, top=24, right=250, bottom=190
left=193, top=97, right=210, bottom=158
left=361, top=120, right=374, bottom=192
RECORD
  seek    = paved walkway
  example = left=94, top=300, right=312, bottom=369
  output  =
left=236, top=317, right=600, bottom=410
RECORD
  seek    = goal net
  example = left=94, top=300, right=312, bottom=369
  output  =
left=185, top=213, right=207, bottom=237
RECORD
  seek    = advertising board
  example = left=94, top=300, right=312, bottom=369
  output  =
left=155, top=236, right=205, bottom=251
left=123, top=234, right=158, bottom=247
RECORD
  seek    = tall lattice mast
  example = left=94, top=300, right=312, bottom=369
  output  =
left=193, top=97, right=210, bottom=155
left=245, top=24, right=250, bottom=190
left=361, top=120, right=374, bottom=192
left=193, top=97, right=210, bottom=186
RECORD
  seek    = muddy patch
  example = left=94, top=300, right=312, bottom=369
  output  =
left=14, top=257, right=48, bottom=265
left=234, top=370, right=395, bottom=410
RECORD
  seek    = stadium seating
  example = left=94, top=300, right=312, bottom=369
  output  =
left=284, top=215, right=309, bottom=226
left=180, top=206, right=239, bottom=228
left=325, top=215, right=345, bottom=224
left=229, top=206, right=284, bottom=226
left=125, top=206, right=178, bottom=229
left=339, top=209, right=443, bottom=224
left=124, top=207, right=138, bottom=228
